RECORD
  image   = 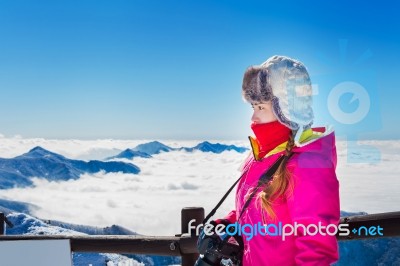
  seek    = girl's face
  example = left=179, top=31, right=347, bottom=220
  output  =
left=251, top=102, right=277, bottom=124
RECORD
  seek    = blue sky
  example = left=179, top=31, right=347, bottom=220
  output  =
left=0, top=0, right=399, bottom=140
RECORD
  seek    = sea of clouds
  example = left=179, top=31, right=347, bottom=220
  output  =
left=0, top=135, right=399, bottom=236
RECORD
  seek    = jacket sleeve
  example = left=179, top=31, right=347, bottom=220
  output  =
left=286, top=153, right=340, bottom=265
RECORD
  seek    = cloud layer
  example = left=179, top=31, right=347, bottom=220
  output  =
left=0, top=136, right=399, bottom=236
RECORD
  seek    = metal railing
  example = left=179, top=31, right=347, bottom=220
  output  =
left=1, top=208, right=399, bottom=266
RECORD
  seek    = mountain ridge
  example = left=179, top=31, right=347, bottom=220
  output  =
left=0, top=146, right=140, bottom=189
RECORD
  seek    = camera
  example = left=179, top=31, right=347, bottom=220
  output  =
left=195, top=224, right=243, bottom=266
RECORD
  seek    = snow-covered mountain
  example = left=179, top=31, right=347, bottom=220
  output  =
left=133, top=141, right=175, bottom=155
left=337, top=237, right=400, bottom=265
left=181, top=141, right=248, bottom=154
left=336, top=211, right=400, bottom=265
left=0, top=198, right=38, bottom=214
left=106, top=141, right=249, bottom=160
left=106, top=149, right=152, bottom=160
left=133, top=140, right=248, bottom=155
left=0, top=146, right=140, bottom=189
left=0, top=199, right=180, bottom=266
left=4, top=212, right=144, bottom=266
left=42, top=219, right=138, bottom=236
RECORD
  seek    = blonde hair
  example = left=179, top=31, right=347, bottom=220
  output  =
left=257, top=130, right=296, bottom=221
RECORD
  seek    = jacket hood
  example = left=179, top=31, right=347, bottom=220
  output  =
left=293, top=126, right=337, bottom=169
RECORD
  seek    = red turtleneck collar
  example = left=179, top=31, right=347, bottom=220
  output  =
left=250, top=120, right=291, bottom=159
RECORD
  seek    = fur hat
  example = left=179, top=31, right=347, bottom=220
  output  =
left=242, top=55, right=314, bottom=145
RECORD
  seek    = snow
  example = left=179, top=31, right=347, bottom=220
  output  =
left=3, top=211, right=179, bottom=266
left=3, top=212, right=143, bottom=266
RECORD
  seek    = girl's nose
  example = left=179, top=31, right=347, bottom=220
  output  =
left=251, top=111, right=259, bottom=124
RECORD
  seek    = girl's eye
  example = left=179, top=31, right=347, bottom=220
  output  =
left=251, top=105, right=264, bottom=110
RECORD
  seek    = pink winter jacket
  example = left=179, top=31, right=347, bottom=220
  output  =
left=224, top=128, right=340, bottom=266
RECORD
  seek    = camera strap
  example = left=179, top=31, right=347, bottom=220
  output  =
left=237, top=153, right=294, bottom=221
left=202, top=169, right=247, bottom=224
left=203, top=153, right=293, bottom=224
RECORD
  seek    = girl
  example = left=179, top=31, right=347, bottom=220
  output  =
left=216, top=55, right=340, bottom=265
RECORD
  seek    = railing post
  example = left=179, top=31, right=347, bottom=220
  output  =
left=181, top=207, right=204, bottom=266
left=0, top=212, right=4, bottom=235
